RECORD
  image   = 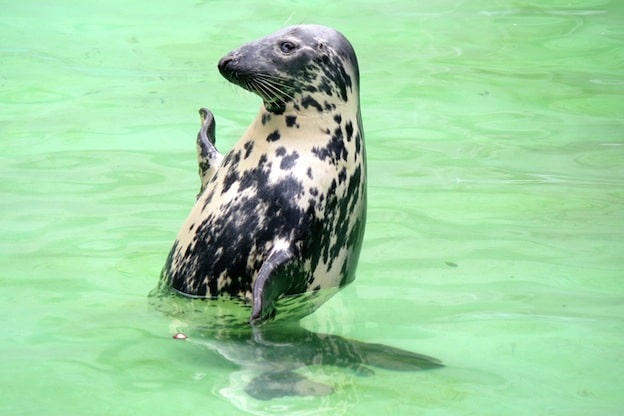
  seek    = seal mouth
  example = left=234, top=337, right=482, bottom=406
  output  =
left=247, top=74, right=296, bottom=112
left=218, top=56, right=294, bottom=113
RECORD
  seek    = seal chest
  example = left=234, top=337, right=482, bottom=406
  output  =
left=157, top=25, right=366, bottom=324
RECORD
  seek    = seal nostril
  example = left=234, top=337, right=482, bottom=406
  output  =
left=218, top=55, right=237, bottom=74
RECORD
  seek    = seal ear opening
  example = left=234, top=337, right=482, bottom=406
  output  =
left=250, top=247, right=294, bottom=325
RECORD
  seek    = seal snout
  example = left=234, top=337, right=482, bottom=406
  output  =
left=218, top=51, right=251, bottom=85
left=218, top=54, right=235, bottom=76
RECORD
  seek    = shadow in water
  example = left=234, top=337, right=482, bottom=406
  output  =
left=185, top=323, right=443, bottom=400
left=149, top=288, right=443, bottom=401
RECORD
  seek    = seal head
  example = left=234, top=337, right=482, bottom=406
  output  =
left=218, top=24, right=359, bottom=114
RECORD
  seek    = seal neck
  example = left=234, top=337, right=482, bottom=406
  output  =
left=262, top=94, right=359, bottom=118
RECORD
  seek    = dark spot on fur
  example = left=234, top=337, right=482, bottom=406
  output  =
left=334, top=126, right=342, bottom=138
left=198, top=161, right=211, bottom=173
left=338, top=167, right=347, bottom=184
left=244, top=141, right=254, bottom=158
left=223, top=149, right=242, bottom=168
left=285, top=115, right=298, bottom=127
left=318, top=76, right=333, bottom=96
left=266, top=130, right=281, bottom=142
left=262, top=113, right=271, bottom=125
left=312, top=126, right=348, bottom=163
left=301, top=95, right=322, bottom=112
left=280, top=151, right=299, bottom=170
left=345, top=121, right=353, bottom=141
left=222, top=170, right=240, bottom=194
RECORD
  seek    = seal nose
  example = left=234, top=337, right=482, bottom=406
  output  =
left=218, top=55, right=235, bottom=75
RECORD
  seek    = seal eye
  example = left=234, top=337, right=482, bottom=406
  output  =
left=279, top=41, right=297, bottom=54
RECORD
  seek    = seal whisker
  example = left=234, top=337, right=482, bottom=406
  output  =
left=243, top=79, right=272, bottom=103
left=253, top=75, right=290, bottom=94
left=254, top=73, right=293, bottom=88
left=257, top=78, right=294, bottom=99
left=255, top=76, right=298, bottom=101
left=256, top=81, right=294, bottom=100
left=247, top=79, right=274, bottom=100
left=253, top=77, right=296, bottom=105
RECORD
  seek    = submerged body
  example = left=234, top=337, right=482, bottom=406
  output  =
left=151, top=295, right=443, bottom=400
left=158, top=25, right=366, bottom=324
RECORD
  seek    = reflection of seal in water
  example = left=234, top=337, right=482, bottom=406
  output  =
left=156, top=25, right=367, bottom=324
left=190, top=325, right=443, bottom=401
left=154, top=296, right=443, bottom=401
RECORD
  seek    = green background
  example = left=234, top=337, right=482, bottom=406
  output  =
left=1, top=1, right=623, bottom=414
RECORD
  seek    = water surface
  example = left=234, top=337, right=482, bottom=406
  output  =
left=1, top=1, right=623, bottom=415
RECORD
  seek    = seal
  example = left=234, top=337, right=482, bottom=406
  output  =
left=157, top=24, right=366, bottom=325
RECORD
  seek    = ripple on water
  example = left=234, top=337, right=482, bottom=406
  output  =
left=4, top=86, right=74, bottom=104
left=550, top=94, right=624, bottom=117
left=528, top=0, right=612, bottom=9
left=589, top=78, right=624, bottom=86
left=365, top=127, right=453, bottom=161
left=544, top=35, right=611, bottom=51
left=472, top=111, right=557, bottom=141
left=493, top=14, right=583, bottom=40
left=5, top=150, right=184, bottom=197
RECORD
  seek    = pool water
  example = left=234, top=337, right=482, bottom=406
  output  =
left=2, top=0, right=623, bottom=414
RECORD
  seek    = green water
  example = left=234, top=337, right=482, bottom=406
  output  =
left=2, top=0, right=623, bottom=414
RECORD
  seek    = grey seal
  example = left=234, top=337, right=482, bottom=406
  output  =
left=156, top=24, right=366, bottom=325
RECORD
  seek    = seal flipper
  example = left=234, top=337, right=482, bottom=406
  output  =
left=250, top=245, right=294, bottom=325
left=196, top=108, right=224, bottom=199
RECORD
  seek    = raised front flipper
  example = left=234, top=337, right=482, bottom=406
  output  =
left=196, top=108, right=224, bottom=199
left=250, top=244, right=294, bottom=325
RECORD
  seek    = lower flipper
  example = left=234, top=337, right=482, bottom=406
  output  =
left=196, top=108, right=224, bottom=199
left=354, top=340, right=444, bottom=371
left=250, top=244, right=294, bottom=325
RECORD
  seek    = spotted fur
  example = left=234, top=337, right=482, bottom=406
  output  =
left=158, top=25, right=366, bottom=324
